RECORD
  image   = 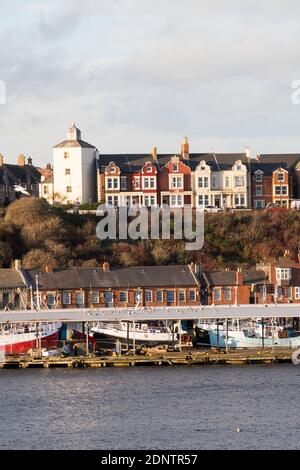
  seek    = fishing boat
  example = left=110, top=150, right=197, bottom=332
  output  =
left=0, top=323, right=62, bottom=355
left=198, top=319, right=300, bottom=348
left=91, top=321, right=179, bottom=347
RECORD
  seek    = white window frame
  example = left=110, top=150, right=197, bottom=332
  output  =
left=170, top=175, right=183, bottom=189
left=76, top=291, right=85, bottom=306
left=120, top=176, right=127, bottom=191
left=142, top=176, right=156, bottom=190
left=276, top=268, right=291, bottom=281
left=106, top=177, right=119, bottom=190
left=198, top=194, right=209, bottom=207
left=134, top=176, right=141, bottom=190
left=255, top=172, right=263, bottom=182
left=295, top=287, right=300, bottom=300
left=62, top=292, right=71, bottom=305
left=91, top=291, right=99, bottom=304
left=119, top=291, right=128, bottom=302
left=145, top=290, right=153, bottom=302
left=170, top=194, right=183, bottom=207
left=256, top=185, right=263, bottom=196
left=234, top=176, right=245, bottom=187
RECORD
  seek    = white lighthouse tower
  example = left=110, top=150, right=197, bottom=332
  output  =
left=53, top=124, right=98, bottom=204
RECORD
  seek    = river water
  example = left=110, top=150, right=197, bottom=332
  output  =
left=0, top=364, right=299, bottom=450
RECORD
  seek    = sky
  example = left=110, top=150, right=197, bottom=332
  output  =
left=1, top=0, right=300, bottom=166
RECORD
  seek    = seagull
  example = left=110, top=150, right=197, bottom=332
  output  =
left=13, top=184, right=30, bottom=196
left=236, top=428, right=241, bottom=433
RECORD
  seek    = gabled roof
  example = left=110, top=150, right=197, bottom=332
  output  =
left=53, top=140, right=96, bottom=149
left=203, top=270, right=267, bottom=287
left=258, top=154, right=300, bottom=169
left=250, top=162, right=289, bottom=176
left=24, top=265, right=200, bottom=289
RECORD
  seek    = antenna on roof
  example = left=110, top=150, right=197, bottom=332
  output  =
left=211, top=147, right=220, bottom=171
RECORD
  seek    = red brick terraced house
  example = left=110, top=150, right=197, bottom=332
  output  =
left=22, top=263, right=201, bottom=309
left=256, top=253, right=300, bottom=304
left=250, top=162, right=293, bottom=209
left=96, top=137, right=251, bottom=209
left=202, top=269, right=267, bottom=305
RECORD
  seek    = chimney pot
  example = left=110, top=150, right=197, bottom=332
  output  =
left=14, top=259, right=21, bottom=271
left=236, top=268, right=243, bottom=286
left=151, top=146, right=157, bottom=160
left=18, top=153, right=26, bottom=166
left=103, top=261, right=110, bottom=272
left=181, top=136, right=189, bottom=160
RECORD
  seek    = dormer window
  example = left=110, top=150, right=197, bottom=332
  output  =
left=147, top=166, right=152, bottom=172
left=255, top=172, right=263, bottom=182
left=236, top=165, right=241, bottom=171
left=173, top=164, right=178, bottom=172
left=201, top=166, right=206, bottom=171
left=109, top=167, right=116, bottom=174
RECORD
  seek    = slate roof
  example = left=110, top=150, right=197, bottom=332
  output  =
left=0, top=269, right=26, bottom=289
left=249, top=162, right=289, bottom=176
left=0, top=164, right=41, bottom=186
left=24, top=265, right=200, bottom=290
left=97, top=153, right=248, bottom=173
left=203, top=270, right=267, bottom=287
left=258, top=154, right=300, bottom=169
left=53, top=140, right=96, bottom=149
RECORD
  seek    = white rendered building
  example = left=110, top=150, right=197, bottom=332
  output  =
left=53, top=124, right=98, bottom=204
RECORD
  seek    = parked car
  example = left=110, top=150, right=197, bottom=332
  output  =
left=202, top=206, right=223, bottom=213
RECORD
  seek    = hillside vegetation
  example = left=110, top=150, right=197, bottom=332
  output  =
left=0, top=198, right=299, bottom=270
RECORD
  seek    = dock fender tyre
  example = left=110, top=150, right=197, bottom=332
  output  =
left=292, top=348, right=300, bottom=365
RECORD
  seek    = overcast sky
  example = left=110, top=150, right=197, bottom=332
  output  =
left=1, top=0, right=300, bottom=166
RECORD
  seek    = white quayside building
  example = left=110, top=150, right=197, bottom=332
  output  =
left=53, top=124, right=98, bottom=204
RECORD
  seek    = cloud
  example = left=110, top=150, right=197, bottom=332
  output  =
left=1, top=0, right=300, bottom=164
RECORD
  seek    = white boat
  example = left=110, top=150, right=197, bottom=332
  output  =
left=91, top=321, right=179, bottom=347
left=201, top=319, right=300, bottom=348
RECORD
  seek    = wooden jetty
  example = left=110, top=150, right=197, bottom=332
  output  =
left=0, top=348, right=296, bottom=369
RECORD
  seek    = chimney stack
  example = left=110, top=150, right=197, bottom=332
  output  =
left=151, top=146, right=158, bottom=161
left=103, top=261, right=110, bottom=272
left=27, top=156, right=32, bottom=165
left=0, top=153, right=4, bottom=167
left=181, top=136, right=189, bottom=160
left=18, top=153, right=26, bottom=166
left=236, top=267, right=243, bottom=286
left=14, top=259, right=21, bottom=271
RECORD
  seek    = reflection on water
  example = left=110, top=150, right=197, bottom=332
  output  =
left=0, top=364, right=300, bottom=450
